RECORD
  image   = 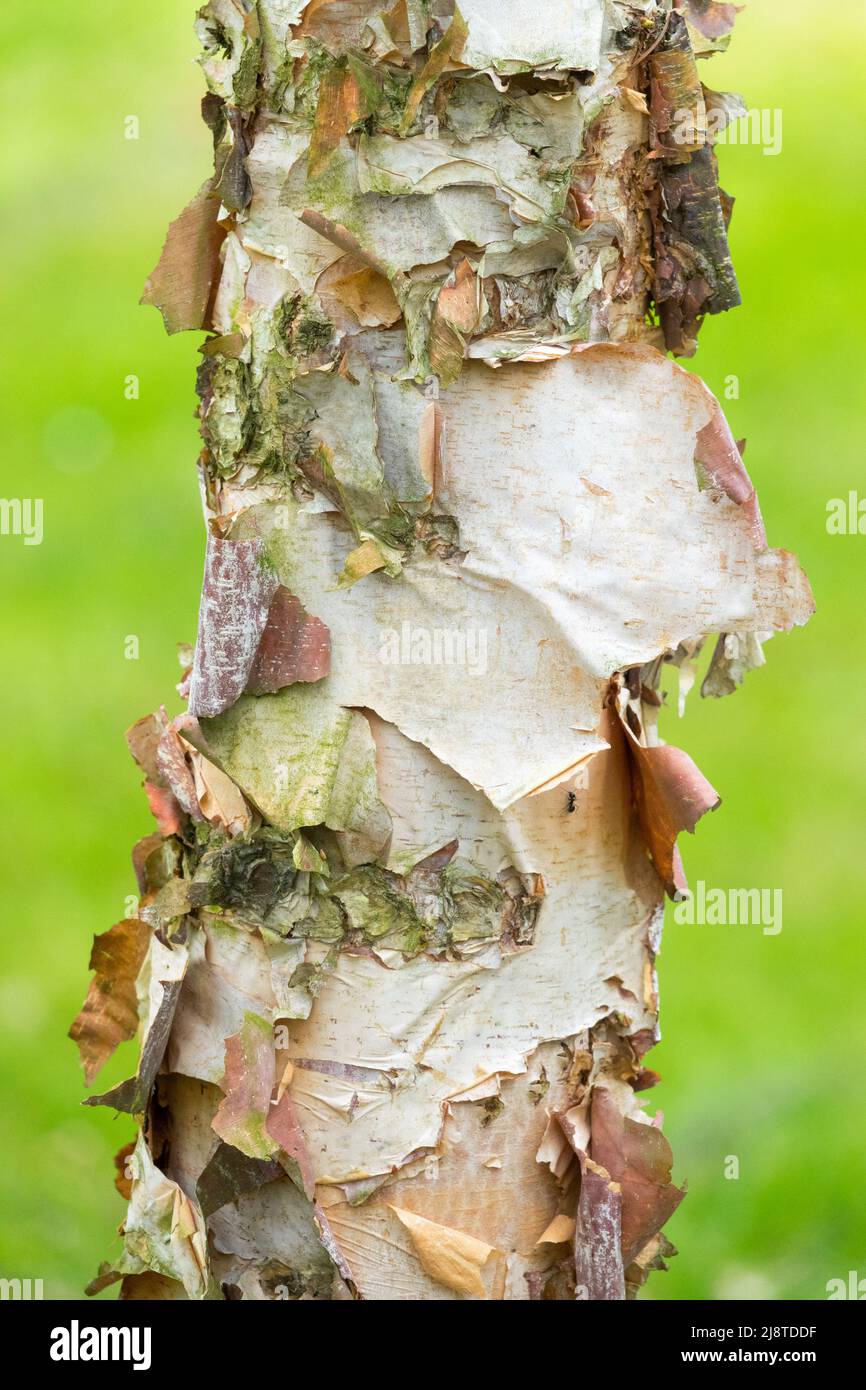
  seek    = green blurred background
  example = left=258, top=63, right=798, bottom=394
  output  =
left=1, top=1, right=863, bottom=1300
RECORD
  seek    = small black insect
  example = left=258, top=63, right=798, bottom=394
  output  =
left=566, top=792, right=577, bottom=814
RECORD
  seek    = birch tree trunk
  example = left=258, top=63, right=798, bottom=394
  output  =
left=73, top=0, right=812, bottom=1302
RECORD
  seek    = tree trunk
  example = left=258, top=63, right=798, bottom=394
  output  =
left=73, top=0, right=812, bottom=1302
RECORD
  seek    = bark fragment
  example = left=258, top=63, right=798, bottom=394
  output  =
left=140, top=181, right=225, bottom=334
left=70, top=920, right=152, bottom=1086
left=647, top=11, right=741, bottom=354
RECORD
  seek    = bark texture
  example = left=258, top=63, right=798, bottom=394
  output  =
left=74, top=0, right=812, bottom=1301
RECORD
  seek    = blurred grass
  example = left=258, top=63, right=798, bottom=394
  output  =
left=0, top=1, right=863, bottom=1300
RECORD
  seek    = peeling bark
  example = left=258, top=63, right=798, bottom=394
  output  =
left=74, top=0, right=812, bottom=1301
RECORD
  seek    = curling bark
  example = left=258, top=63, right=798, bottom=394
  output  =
left=73, top=0, right=812, bottom=1301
